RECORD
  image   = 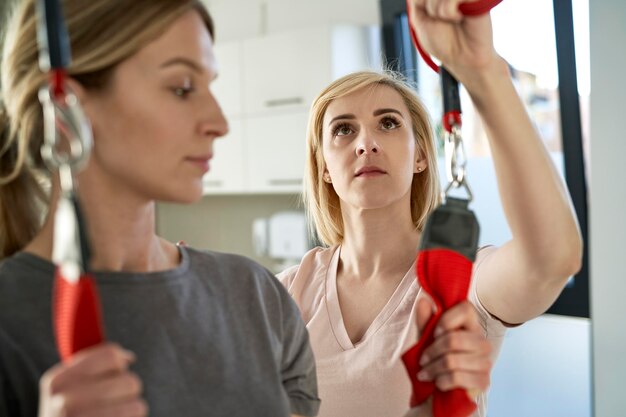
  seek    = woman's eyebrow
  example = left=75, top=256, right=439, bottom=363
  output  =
left=159, top=57, right=204, bottom=74
left=373, top=108, right=403, bottom=118
left=328, top=114, right=356, bottom=126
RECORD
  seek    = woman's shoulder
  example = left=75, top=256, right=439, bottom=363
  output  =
left=276, top=245, right=338, bottom=288
left=184, top=246, right=273, bottom=281
left=183, top=246, right=292, bottom=298
left=0, top=252, right=54, bottom=295
left=469, top=244, right=509, bottom=337
left=476, top=244, right=497, bottom=263
left=185, top=245, right=261, bottom=268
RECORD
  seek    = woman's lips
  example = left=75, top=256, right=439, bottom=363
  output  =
left=186, top=156, right=212, bottom=173
left=356, top=171, right=385, bottom=177
left=355, top=166, right=387, bottom=177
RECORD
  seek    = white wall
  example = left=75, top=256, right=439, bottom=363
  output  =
left=589, top=1, right=626, bottom=416
left=204, top=0, right=380, bottom=42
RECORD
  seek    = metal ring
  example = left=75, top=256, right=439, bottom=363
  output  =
left=443, top=179, right=474, bottom=202
left=39, top=83, right=93, bottom=174
left=443, top=124, right=472, bottom=202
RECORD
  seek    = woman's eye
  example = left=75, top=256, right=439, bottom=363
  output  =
left=380, top=117, right=400, bottom=130
left=334, top=124, right=354, bottom=137
left=172, top=86, right=195, bottom=99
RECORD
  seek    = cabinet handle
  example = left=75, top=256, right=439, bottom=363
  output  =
left=268, top=179, right=302, bottom=186
left=265, top=97, right=303, bottom=107
left=203, top=180, right=223, bottom=187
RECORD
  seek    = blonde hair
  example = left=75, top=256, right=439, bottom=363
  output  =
left=0, top=0, right=214, bottom=259
left=304, top=70, right=441, bottom=246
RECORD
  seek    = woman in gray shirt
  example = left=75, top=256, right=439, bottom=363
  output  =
left=0, top=1, right=318, bottom=416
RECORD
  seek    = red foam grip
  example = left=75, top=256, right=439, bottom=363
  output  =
left=53, top=269, right=105, bottom=361
left=401, top=248, right=476, bottom=417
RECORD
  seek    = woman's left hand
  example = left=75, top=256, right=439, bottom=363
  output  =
left=415, top=297, right=493, bottom=398
left=406, top=0, right=500, bottom=82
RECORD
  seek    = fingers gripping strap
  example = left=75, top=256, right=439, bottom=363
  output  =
left=53, top=270, right=105, bottom=361
left=405, top=0, right=504, bottom=73
left=401, top=249, right=476, bottom=416
left=402, top=195, right=479, bottom=416
left=458, top=0, right=504, bottom=16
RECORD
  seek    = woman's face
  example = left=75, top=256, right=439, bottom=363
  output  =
left=321, top=84, right=426, bottom=212
left=80, top=10, right=228, bottom=203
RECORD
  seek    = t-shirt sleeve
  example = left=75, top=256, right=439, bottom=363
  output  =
left=278, top=289, right=321, bottom=416
left=468, top=246, right=508, bottom=339
left=276, top=264, right=299, bottom=289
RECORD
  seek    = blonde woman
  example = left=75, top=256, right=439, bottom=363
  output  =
left=278, top=1, right=583, bottom=416
left=0, top=1, right=318, bottom=416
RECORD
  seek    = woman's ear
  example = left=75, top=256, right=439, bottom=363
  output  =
left=414, top=155, right=427, bottom=174
left=322, top=169, right=332, bottom=183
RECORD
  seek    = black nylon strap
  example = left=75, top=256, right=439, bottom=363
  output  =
left=419, top=197, right=480, bottom=262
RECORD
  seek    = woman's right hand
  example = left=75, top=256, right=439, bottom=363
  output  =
left=406, top=0, right=504, bottom=91
left=415, top=297, right=492, bottom=398
left=405, top=298, right=492, bottom=417
left=38, top=343, right=147, bottom=417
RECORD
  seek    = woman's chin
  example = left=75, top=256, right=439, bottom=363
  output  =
left=160, top=183, right=204, bottom=204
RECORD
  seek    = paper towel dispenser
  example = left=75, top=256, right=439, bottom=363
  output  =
left=252, top=211, right=309, bottom=260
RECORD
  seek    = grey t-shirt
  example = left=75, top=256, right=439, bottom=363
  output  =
left=0, top=246, right=320, bottom=417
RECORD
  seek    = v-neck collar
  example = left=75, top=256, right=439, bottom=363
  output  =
left=325, top=245, right=417, bottom=350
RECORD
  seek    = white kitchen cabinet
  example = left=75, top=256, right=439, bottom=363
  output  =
left=264, top=0, right=380, bottom=34
left=204, top=24, right=379, bottom=194
left=244, top=111, right=309, bottom=193
left=211, top=42, right=243, bottom=117
left=203, top=117, right=246, bottom=194
left=241, top=25, right=379, bottom=116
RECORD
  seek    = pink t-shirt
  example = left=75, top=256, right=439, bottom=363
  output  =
left=277, top=245, right=507, bottom=417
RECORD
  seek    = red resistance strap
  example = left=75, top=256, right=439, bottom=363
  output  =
left=49, top=69, right=66, bottom=100
left=401, top=248, right=476, bottom=417
left=405, top=0, right=504, bottom=73
left=54, top=270, right=105, bottom=361
left=52, top=195, right=105, bottom=362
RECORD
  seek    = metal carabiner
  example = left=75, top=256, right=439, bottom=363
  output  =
left=39, top=85, right=93, bottom=186
left=440, top=67, right=473, bottom=203
left=443, top=124, right=474, bottom=202
left=444, top=125, right=464, bottom=184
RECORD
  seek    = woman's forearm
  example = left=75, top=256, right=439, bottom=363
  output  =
left=464, top=57, right=582, bottom=280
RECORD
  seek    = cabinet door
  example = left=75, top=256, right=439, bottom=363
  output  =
left=244, top=112, right=309, bottom=193
left=212, top=42, right=243, bottom=117
left=203, top=117, right=246, bottom=194
left=242, top=28, right=331, bottom=116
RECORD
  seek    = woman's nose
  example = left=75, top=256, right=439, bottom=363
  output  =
left=355, top=136, right=379, bottom=156
left=200, top=94, right=229, bottom=139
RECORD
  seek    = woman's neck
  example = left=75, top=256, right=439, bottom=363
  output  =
left=339, top=199, right=420, bottom=282
left=25, top=175, right=179, bottom=273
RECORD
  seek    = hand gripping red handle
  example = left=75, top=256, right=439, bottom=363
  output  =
left=405, top=0, right=504, bottom=72
left=401, top=249, right=476, bottom=417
